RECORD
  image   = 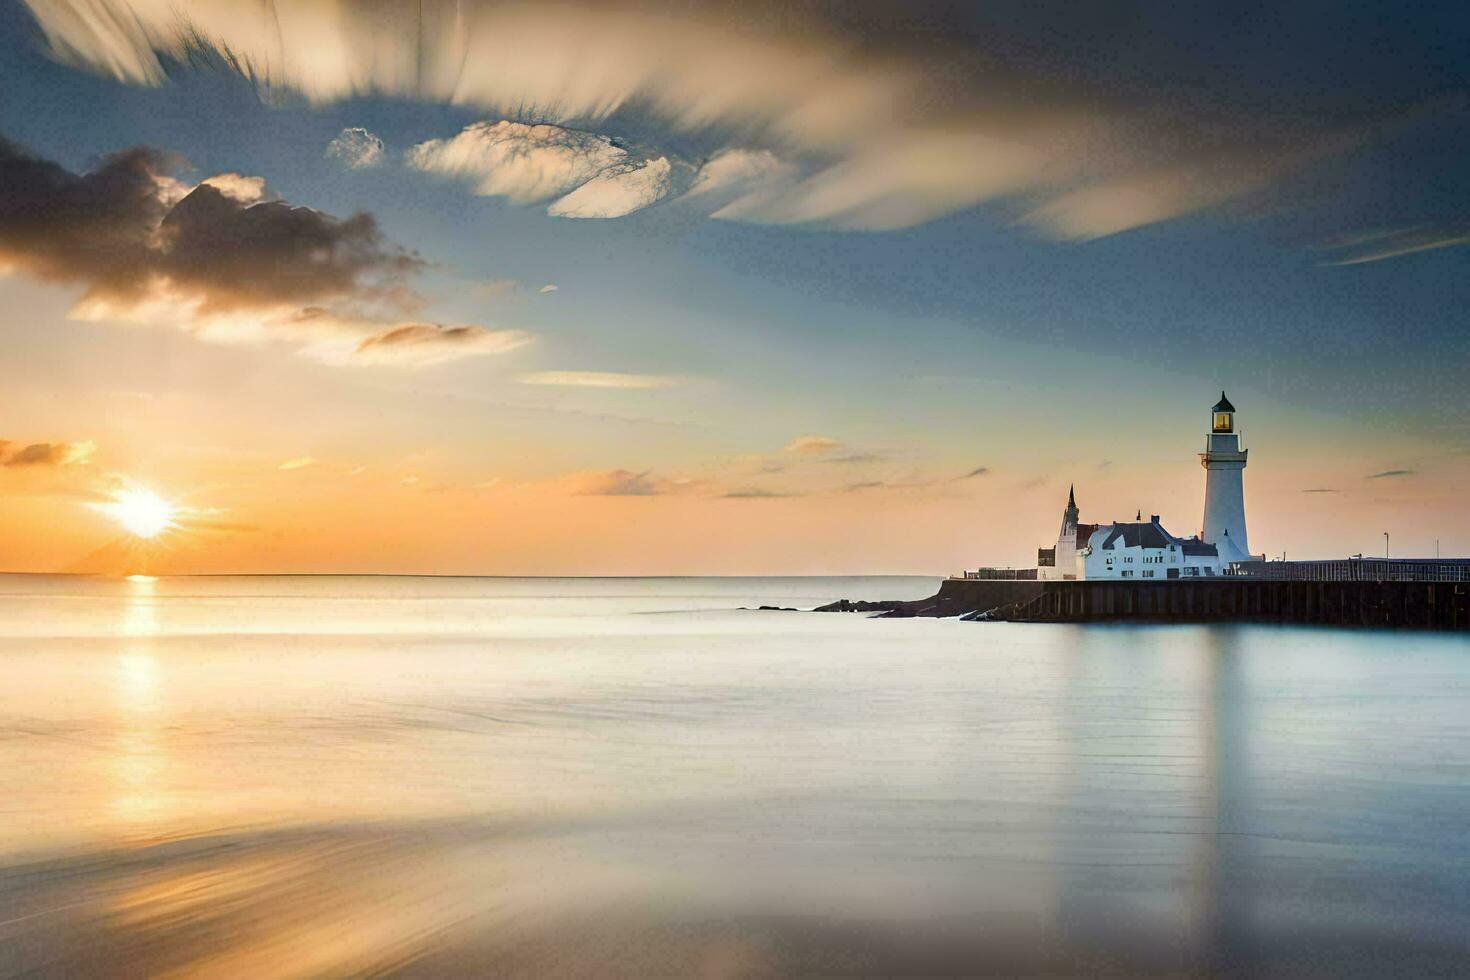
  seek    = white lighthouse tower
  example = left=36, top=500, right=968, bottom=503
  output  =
left=1199, top=391, right=1252, bottom=563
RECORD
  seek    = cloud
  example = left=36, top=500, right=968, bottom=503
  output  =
left=826, top=452, right=884, bottom=465
left=278, top=456, right=315, bottom=470
left=408, top=121, right=626, bottom=204
left=722, top=487, right=802, bottom=498
left=687, top=148, right=793, bottom=199
left=1366, top=469, right=1415, bottom=479
left=1, top=439, right=95, bottom=467
left=351, top=322, right=534, bottom=367
left=0, top=136, right=526, bottom=367
left=199, top=172, right=266, bottom=203
left=538, top=284, right=559, bottom=293
left=0, top=137, right=415, bottom=315
left=783, top=435, right=843, bottom=455
left=475, top=278, right=520, bottom=300
left=958, top=466, right=990, bottom=479
left=568, top=469, right=668, bottom=496
left=18, top=1, right=1370, bottom=235
left=547, top=156, right=676, bottom=218
left=843, top=481, right=885, bottom=492
left=1300, top=487, right=1339, bottom=493
left=518, top=371, right=677, bottom=389
left=325, top=128, right=385, bottom=169
left=1318, top=224, right=1470, bottom=265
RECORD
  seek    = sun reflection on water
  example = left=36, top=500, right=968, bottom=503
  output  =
left=112, top=575, right=165, bottom=828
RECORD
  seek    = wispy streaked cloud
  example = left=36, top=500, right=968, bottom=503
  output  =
left=1366, top=469, right=1415, bottom=479
left=18, top=0, right=1365, bottom=235
left=278, top=456, right=315, bottom=471
left=957, top=466, right=990, bottom=479
left=518, top=371, right=678, bottom=389
left=538, top=284, right=559, bottom=294
left=1301, top=487, right=1340, bottom=493
left=1318, top=224, right=1470, bottom=266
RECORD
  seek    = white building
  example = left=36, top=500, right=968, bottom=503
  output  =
left=1032, top=392, right=1259, bottom=581
left=1079, top=516, right=1222, bottom=580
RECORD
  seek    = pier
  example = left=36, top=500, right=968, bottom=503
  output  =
left=932, top=575, right=1469, bottom=630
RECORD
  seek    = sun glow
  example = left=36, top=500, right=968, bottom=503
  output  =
left=101, top=488, right=178, bottom=539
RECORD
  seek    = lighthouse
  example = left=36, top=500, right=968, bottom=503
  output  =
left=1199, top=391, right=1252, bottom=563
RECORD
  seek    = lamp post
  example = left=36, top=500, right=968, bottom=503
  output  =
left=1384, top=532, right=1389, bottom=559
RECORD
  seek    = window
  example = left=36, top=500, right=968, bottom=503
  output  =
left=1121, top=570, right=1133, bottom=578
left=1213, top=412, right=1232, bottom=432
left=1143, top=570, right=1155, bottom=578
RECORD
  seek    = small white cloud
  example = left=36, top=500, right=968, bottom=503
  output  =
left=408, top=121, right=625, bottom=203
left=538, top=283, right=558, bottom=293
left=548, top=156, right=675, bottom=218
left=518, top=371, right=678, bottom=389
left=326, top=128, right=385, bottom=169
left=278, top=456, right=315, bottom=470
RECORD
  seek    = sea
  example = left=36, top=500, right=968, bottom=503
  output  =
left=1, top=573, right=1468, bottom=977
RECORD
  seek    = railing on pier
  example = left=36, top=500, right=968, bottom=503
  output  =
left=957, top=568, right=1038, bottom=581
left=1231, top=558, right=1470, bottom=583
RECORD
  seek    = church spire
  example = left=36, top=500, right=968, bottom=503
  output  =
left=1060, top=484, right=1080, bottom=537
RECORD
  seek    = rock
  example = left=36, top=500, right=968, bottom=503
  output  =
left=815, top=599, right=908, bottom=613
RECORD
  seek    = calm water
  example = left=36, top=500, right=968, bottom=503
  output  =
left=1, top=574, right=1468, bottom=977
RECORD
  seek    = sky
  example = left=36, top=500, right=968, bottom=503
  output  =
left=0, top=0, right=1467, bottom=575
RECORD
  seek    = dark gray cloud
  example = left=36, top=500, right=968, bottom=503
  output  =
left=0, top=136, right=529, bottom=366
left=958, top=466, right=990, bottom=479
left=844, top=481, right=885, bottom=492
left=0, top=137, right=418, bottom=315
left=1366, top=469, right=1415, bottom=479
left=1300, top=488, right=1340, bottom=493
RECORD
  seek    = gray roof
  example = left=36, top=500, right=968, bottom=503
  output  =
left=1212, top=390, right=1236, bottom=413
left=1098, top=522, right=1173, bottom=550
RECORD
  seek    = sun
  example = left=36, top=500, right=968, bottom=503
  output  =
left=102, top=488, right=178, bottom=539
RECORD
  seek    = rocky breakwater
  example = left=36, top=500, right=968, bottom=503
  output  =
left=815, top=578, right=1047, bottom=619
